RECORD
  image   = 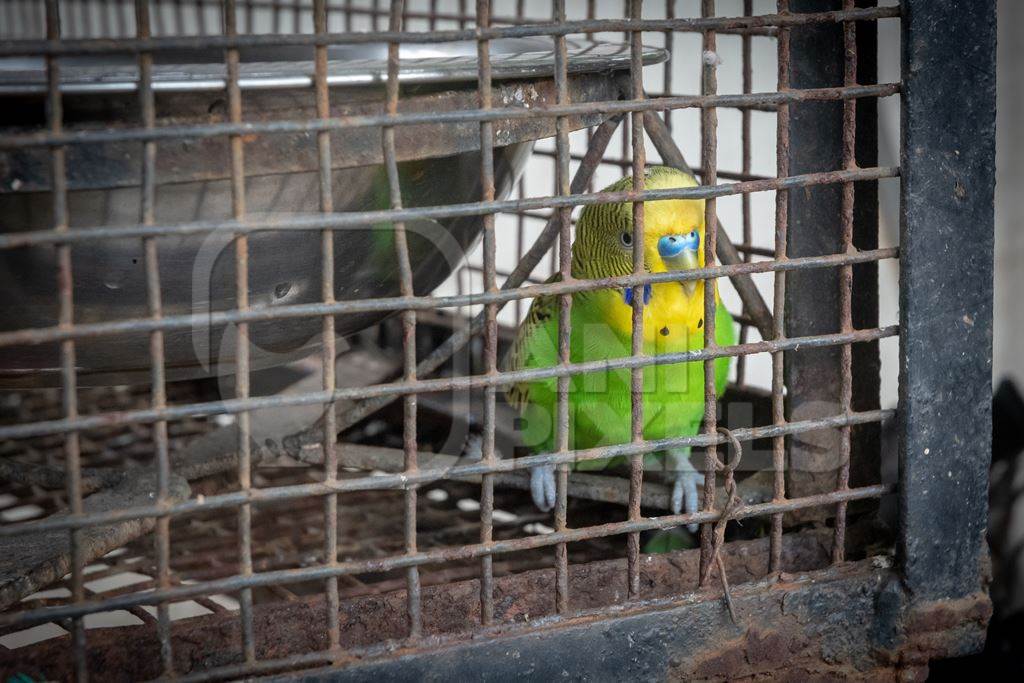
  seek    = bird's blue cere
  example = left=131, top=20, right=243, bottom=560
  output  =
left=658, top=230, right=700, bottom=259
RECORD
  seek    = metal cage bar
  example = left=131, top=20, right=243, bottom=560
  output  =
left=697, top=0, right=719, bottom=586
left=552, top=0, right=572, bottom=615
left=625, top=0, right=646, bottom=600
left=312, top=0, right=341, bottom=657
left=134, top=0, right=175, bottom=675
left=43, top=1, right=89, bottom=679
left=832, top=0, right=858, bottom=565
left=381, top=0, right=422, bottom=640
left=223, top=0, right=257, bottom=666
left=768, top=0, right=791, bottom=575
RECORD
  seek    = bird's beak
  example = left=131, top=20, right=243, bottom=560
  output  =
left=658, top=234, right=700, bottom=296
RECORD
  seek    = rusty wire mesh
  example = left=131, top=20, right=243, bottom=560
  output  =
left=0, top=1, right=907, bottom=680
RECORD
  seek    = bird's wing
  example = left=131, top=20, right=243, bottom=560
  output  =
left=503, top=273, right=562, bottom=413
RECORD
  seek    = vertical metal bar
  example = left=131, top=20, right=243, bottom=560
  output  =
left=662, top=0, right=674, bottom=132
left=172, top=0, right=184, bottom=35
left=135, top=0, right=172, bottom=675
left=626, top=0, right=645, bottom=599
left=619, top=0, right=631, bottom=178
left=244, top=0, right=253, bottom=34
left=292, top=0, right=300, bottom=33
left=153, top=0, right=166, bottom=35
left=696, top=0, right=719, bottom=587
left=313, top=0, right=340, bottom=654
left=584, top=0, right=597, bottom=195
left=552, top=0, right=571, bottom=616
left=476, top=0, right=498, bottom=627
left=196, top=0, right=208, bottom=36
left=46, top=1, right=86, bottom=679
left=79, top=0, right=93, bottom=36
left=99, top=0, right=112, bottom=37
left=735, top=0, right=753, bottom=385
left=383, top=0, right=421, bottom=640
left=224, top=0, right=256, bottom=664
left=898, top=0, right=996, bottom=601
left=769, top=0, right=791, bottom=575
left=832, top=0, right=857, bottom=564
left=514, top=178, right=526, bottom=323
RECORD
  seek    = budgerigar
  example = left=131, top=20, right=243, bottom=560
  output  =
left=504, top=166, right=735, bottom=527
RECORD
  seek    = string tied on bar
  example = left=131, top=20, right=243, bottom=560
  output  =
left=700, top=426, right=744, bottom=625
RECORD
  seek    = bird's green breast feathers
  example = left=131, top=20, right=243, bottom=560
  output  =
left=504, top=281, right=735, bottom=457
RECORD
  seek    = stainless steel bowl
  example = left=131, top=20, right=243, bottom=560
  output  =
left=0, top=38, right=665, bottom=387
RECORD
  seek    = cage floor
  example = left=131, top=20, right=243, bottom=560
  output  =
left=0, top=330, right=866, bottom=679
left=0, top=359, right=639, bottom=655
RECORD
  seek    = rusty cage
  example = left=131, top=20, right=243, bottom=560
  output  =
left=0, top=0, right=996, bottom=680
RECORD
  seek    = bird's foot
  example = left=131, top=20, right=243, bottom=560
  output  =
left=669, top=470, right=705, bottom=534
left=530, top=464, right=557, bottom=512
left=461, top=431, right=483, bottom=461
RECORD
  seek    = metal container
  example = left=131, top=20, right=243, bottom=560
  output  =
left=0, top=39, right=665, bottom=386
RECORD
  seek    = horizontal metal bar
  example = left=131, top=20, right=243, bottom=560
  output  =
left=530, top=148, right=774, bottom=181
left=0, top=165, right=899, bottom=250
left=0, top=410, right=892, bottom=539
left=0, top=6, right=901, bottom=57
left=224, top=1, right=780, bottom=36
left=0, top=247, right=898, bottom=348
left=0, top=481, right=891, bottom=629
left=0, top=83, right=900, bottom=151
left=0, top=324, right=897, bottom=442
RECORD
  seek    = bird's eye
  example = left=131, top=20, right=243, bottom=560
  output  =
left=620, top=231, right=633, bottom=247
left=689, top=230, right=699, bottom=240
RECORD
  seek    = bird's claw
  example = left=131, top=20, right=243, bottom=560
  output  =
left=670, top=470, right=705, bottom=533
left=462, top=431, right=483, bottom=461
left=530, top=464, right=557, bottom=512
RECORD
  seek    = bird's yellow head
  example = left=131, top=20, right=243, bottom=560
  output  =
left=571, top=166, right=706, bottom=289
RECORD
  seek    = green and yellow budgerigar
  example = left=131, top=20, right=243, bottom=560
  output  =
left=504, top=166, right=735, bottom=525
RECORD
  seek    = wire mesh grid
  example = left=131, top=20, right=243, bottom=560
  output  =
left=0, top=0, right=948, bottom=680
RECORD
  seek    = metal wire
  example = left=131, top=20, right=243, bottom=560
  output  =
left=0, top=4, right=910, bottom=678
left=697, top=0, right=720, bottom=586
left=2, top=477, right=892, bottom=631
left=626, top=0, right=646, bottom=600
left=223, top=0, right=257, bottom=665
left=476, top=0, right=498, bottom=627
left=768, top=0, right=792, bottom=576
left=312, top=0, right=341, bottom=655
left=134, top=0, right=174, bottom=675
left=735, top=0, right=754, bottom=385
left=0, top=7, right=902, bottom=57
left=43, top=1, right=88, bottom=679
left=553, top=0, right=572, bottom=615
left=832, top=0, right=858, bottom=566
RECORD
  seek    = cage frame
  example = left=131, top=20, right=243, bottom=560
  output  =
left=0, top=0, right=996, bottom=680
